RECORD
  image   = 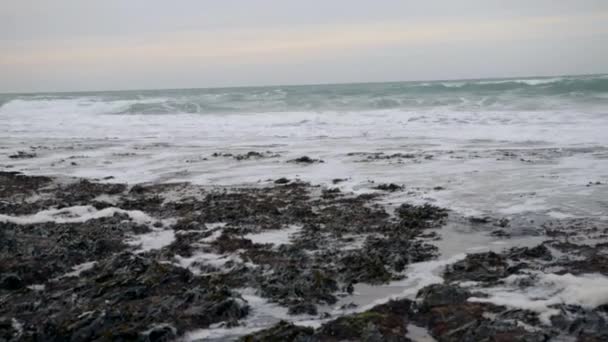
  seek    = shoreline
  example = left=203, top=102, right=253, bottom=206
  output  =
left=1, top=171, right=607, bottom=341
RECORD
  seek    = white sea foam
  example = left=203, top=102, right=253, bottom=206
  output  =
left=469, top=272, right=608, bottom=325
left=127, top=229, right=176, bottom=253
left=199, top=229, right=224, bottom=243
left=11, top=319, right=23, bottom=339
left=174, top=251, right=239, bottom=271
left=0, top=205, right=156, bottom=225
left=60, top=261, right=98, bottom=278
left=2, top=92, right=607, bottom=219
left=182, top=288, right=317, bottom=341
left=244, top=225, right=302, bottom=246
left=331, top=253, right=467, bottom=314
left=26, top=284, right=46, bottom=291
left=406, top=324, right=437, bottom=342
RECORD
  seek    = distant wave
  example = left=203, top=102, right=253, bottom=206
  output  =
left=420, top=75, right=608, bottom=93
left=1, top=74, right=607, bottom=116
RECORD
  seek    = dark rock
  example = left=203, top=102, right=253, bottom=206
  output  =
left=241, top=321, right=314, bottom=341
left=141, top=324, right=178, bottom=342
left=0, top=318, right=21, bottom=341
left=490, top=229, right=510, bottom=237
left=245, top=299, right=415, bottom=341
left=497, top=218, right=510, bottom=228
left=0, top=172, right=456, bottom=340
left=508, top=244, right=553, bottom=261
left=288, top=303, right=318, bottom=316
left=235, top=151, right=264, bottom=160
left=417, top=284, right=472, bottom=309
left=274, top=177, right=291, bottom=184
left=0, top=171, right=51, bottom=198
left=258, top=266, right=339, bottom=310
left=374, top=183, right=403, bottom=192
left=321, top=188, right=341, bottom=199
left=8, top=151, right=36, bottom=159
left=396, top=203, right=448, bottom=228
left=287, top=156, right=324, bottom=164
left=0, top=273, right=23, bottom=290
left=444, top=252, right=512, bottom=283
left=469, top=216, right=491, bottom=224
left=339, top=251, right=392, bottom=284
left=317, top=299, right=414, bottom=341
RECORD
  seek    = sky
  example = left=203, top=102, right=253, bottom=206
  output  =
left=1, top=0, right=608, bottom=93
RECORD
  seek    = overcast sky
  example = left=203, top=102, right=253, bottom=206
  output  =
left=2, top=0, right=608, bottom=93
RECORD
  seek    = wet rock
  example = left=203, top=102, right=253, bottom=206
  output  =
left=490, top=229, right=510, bottom=237
left=0, top=171, right=51, bottom=198
left=0, top=172, right=455, bottom=340
left=550, top=306, right=608, bottom=340
left=321, top=187, right=341, bottom=199
left=365, top=234, right=437, bottom=274
left=373, top=183, right=403, bottom=192
left=235, top=151, right=264, bottom=160
left=508, top=244, right=553, bottom=261
left=497, top=218, right=510, bottom=228
left=396, top=203, right=448, bottom=228
left=258, top=265, right=339, bottom=311
left=171, top=217, right=205, bottom=231
left=414, top=284, right=516, bottom=342
left=288, top=302, right=318, bottom=316
left=444, top=252, right=514, bottom=283
left=558, top=253, right=608, bottom=275
left=0, top=318, right=21, bottom=341
left=246, top=299, right=414, bottom=341
left=212, top=152, right=233, bottom=158
left=141, top=324, right=178, bottom=342
left=1, top=252, right=250, bottom=340
left=317, top=309, right=410, bottom=341
left=287, top=156, right=324, bottom=164
left=353, top=152, right=417, bottom=161
left=417, top=284, right=472, bottom=309
left=57, top=179, right=127, bottom=203
left=235, top=151, right=281, bottom=161
left=469, top=216, right=491, bottom=224
left=339, top=251, right=393, bottom=284
left=241, top=321, right=314, bottom=341
left=8, top=151, right=36, bottom=159
left=213, top=234, right=255, bottom=253
left=163, top=231, right=205, bottom=257
left=0, top=273, right=23, bottom=290
left=0, top=216, right=138, bottom=284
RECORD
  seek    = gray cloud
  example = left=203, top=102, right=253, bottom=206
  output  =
left=1, top=0, right=607, bottom=92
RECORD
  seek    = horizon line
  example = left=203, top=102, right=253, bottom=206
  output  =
left=1, top=72, right=606, bottom=96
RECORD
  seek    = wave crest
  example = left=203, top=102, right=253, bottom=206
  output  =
left=1, top=74, right=607, bottom=116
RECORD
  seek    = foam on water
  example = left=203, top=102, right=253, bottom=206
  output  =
left=244, top=225, right=302, bottom=246
left=127, top=229, right=176, bottom=253
left=0, top=205, right=156, bottom=225
left=469, top=272, right=608, bottom=325
left=182, top=289, right=303, bottom=341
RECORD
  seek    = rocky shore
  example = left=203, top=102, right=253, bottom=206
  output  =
left=1, top=171, right=607, bottom=341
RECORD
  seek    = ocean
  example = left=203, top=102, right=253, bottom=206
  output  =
left=2, top=74, right=608, bottom=339
left=1, top=74, right=607, bottom=215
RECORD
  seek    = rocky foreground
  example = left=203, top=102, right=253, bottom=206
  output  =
left=1, top=171, right=607, bottom=341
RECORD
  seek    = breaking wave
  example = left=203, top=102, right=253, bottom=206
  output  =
left=1, top=74, right=607, bottom=116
